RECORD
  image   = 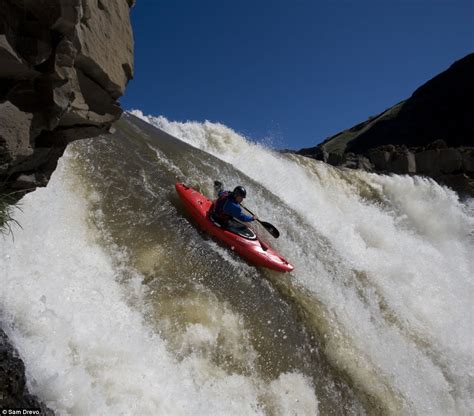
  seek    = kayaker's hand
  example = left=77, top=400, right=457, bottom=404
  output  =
left=252, top=215, right=258, bottom=221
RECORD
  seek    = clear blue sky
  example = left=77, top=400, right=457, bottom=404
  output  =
left=120, top=0, right=474, bottom=150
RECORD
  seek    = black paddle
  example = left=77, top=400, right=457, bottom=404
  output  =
left=241, top=205, right=280, bottom=239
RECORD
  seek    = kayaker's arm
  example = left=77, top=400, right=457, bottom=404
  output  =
left=236, top=212, right=254, bottom=222
left=223, top=199, right=254, bottom=222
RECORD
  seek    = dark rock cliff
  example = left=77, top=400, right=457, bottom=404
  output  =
left=297, top=54, right=474, bottom=198
left=0, top=0, right=134, bottom=195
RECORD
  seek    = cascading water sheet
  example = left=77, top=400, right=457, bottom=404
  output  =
left=134, top=110, right=474, bottom=415
left=1, top=111, right=472, bottom=415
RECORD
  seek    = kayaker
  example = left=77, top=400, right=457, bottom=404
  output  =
left=211, top=181, right=257, bottom=226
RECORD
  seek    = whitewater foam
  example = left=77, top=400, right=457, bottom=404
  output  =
left=134, top=111, right=474, bottom=414
left=0, top=147, right=319, bottom=415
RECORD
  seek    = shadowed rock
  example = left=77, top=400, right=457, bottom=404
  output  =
left=0, top=0, right=135, bottom=196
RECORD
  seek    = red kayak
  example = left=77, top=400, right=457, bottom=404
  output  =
left=175, top=183, right=294, bottom=272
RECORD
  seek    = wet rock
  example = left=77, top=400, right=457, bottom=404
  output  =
left=462, top=148, right=474, bottom=172
left=366, top=147, right=416, bottom=174
left=416, top=149, right=438, bottom=174
left=0, top=328, right=54, bottom=415
left=436, top=174, right=474, bottom=198
left=387, top=150, right=416, bottom=174
left=327, top=152, right=343, bottom=166
left=416, top=148, right=463, bottom=175
left=342, top=153, right=373, bottom=170
left=368, top=150, right=391, bottom=170
left=356, top=155, right=373, bottom=171
left=438, top=148, right=463, bottom=173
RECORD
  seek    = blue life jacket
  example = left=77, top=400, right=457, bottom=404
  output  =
left=212, top=191, right=253, bottom=223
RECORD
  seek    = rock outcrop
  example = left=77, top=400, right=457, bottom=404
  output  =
left=0, top=328, right=54, bottom=414
left=297, top=54, right=474, bottom=198
left=0, top=0, right=134, bottom=195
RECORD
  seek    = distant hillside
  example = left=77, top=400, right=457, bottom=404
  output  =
left=300, top=53, right=473, bottom=156
left=297, top=53, right=474, bottom=197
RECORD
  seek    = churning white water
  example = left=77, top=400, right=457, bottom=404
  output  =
left=132, top=110, right=474, bottom=415
left=1, top=110, right=473, bottom=415
left=0, top=150, right=318, bottom=415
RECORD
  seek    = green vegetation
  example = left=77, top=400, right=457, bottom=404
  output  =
left=0, top=193, right=20, bottom=236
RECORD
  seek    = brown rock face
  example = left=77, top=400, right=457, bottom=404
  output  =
left=0, top=0, right=134, bottom=195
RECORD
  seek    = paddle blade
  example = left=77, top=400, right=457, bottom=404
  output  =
left=259, top=221, right=280, bottom=238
